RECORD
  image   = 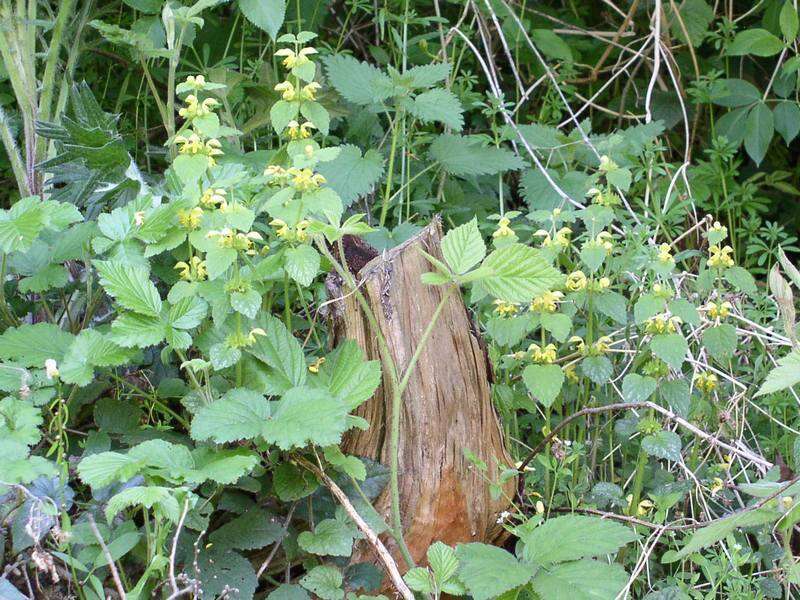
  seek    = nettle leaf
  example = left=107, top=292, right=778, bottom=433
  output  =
left=407, top=62, right=451, bottom=87
left=95, top=260, right=162, bottom=317
left=263, top=386, right=348, bottom=450
left=702, top=323, right=737, bottom=362
left=238, top=0, right=285, bottom=38
left=285, top=244, right=320, bottom=287
left=209, top=508, right=284, bottom=551
left=484, top=315, right=531, bottom=347
left=429, top=134, right=524, bottom=176
left=324, top=55, right=392, bottom=106
left=111, top=313, right=166, bottom=348
left=520, top=515, right=637, bottom=565
left=523, top=364, right=564, bottom=408
left=409, top=88, right=464, bottom=130
left=622, top=373, right=657, bottom=403
left=190, top=388, right=271, bottom=444
left=441, top=218, right=486, bottom=275
left=727, top=28, right=784, bottom=57
left=230, top=289, right=262, bottom=320
left=455, top=543, right=532, bottom=600
left=0, top=323, right=74, bottom=367
left=298, top=518, right=356, bottom=556
left=246, top=314, right=307, bottom=393
left=481, top=244, right=562, bottom=303
left=315, top=340, right=381, bottom=409
left=642, top=430, right=682, bottom=461
left=756, top=349, right=800, bottom=396
left=317, top=145, right=384, bottom=207
left=594, top=291, right=628, bottom=325
left=300, top=565, right=344, bottom=600
left=580, top=355, right=613, bottom=384
left=650, top=333, right=687, bottom=369
left=530, top=559, right=628, bottom=600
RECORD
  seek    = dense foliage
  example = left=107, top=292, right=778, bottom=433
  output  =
left=1, top=0, right=800, bottom=599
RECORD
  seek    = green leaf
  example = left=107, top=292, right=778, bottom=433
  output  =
left=404, top=568, right=434, bottom=594
left=711, top=78, right=761, bottom=107
left=230, top=288, right=262, bottom=320
left=429, top=135, right=524, bottom=176
left=702, top=323, right=737, bottom=362
left=209, top=508, right=284, bottom=551
left=323, top=55, right=392, bottom=106
left=172, top=154, right=209, bottom=185
left=744, top=103, right=774, bottom=166
left=774, top=101, right=800, bottom=144
left=668, top=0, right=715, bottom=47
left=455, top=543, right=531, bottom=600
left=315, top=340, right=381, bottom=409
left=270, top=100, right=300, bottom=134
left=756, top=350, right=800, bottom=396
left=106, top=486, right=180, bottom=523
left=317, top=145, right=384, bottom=207
left=300, top=101, right=330, bottom=136
left=540, top=312, right=572, bottom=342
left=727, top=28, right=784, bottom=56
left=190, top=448, right=259, bottom=485
left=298, top=518, right=355, bottom=556
left=0, top=323, right=74, bottom=367
left=168, top=296, right=208, bottom=329
left=650, top=333, right=687, bottom=369
left=111, top=313, right=166, bottom=348
left=594, top=291, right=628, bottom=325
left=428, top=541, right=460, bottom=586
left=205, top=246, right=237, bottom=280
left=285, top=244, right=320, bottom=286
left=77, top=452, right=140, bottom=488
left=531, top=29, right=572, bottom=61
left=190, top=388, right=271, bottom=443
left=724, top=265, right=757, bottom=296
left=407, top=62, right=451, bottom=87
left=300, top=565, right=344, bottom=600
left=665, top=506, right=780, bottom=562
left=0, top=398, right=42, bottom=446
left=622, top=373, right=657, bottom=403
left=522, top=364, right=564, bottom=408
left=442, top=218, right=486, bottom=275
left=268, top=585, right=310, bottom=600
left=581, top=355, right=613, bottom=384
left=60, top=330, right=134, bottom=386
left=780, top=1, right=799, bottom=40
left=263, top=386, right=348, bottom=450
left=323, top=446, right=366, bottom=481
left=246, top=314, right=307, bottom=393
left=197, top=548, right=258, bottom=600
left=0, top=197, right=45, bottom=253
left=95, top=260, right=162, bottom=317
left=481, top=244, right=562, bottom=303
left=520, top=515, right=637, bottom=565
left=239, top=0, right=285, bottom=39
left=410, top=88, right=464, bottom=130
left=530, top=559, right=628, bottom=600
left=642, top=430, right=682, bottom=461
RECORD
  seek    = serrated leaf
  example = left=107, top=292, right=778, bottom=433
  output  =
left=410, top=88, right=464, bottom=130
left=263, top=386, right=348, bottom=450
left=0, top=398, right=42, bottom=447
left=622, top=373, right=657, bottom=403
left=756, top=350, right=800, bottom=396
left=702, top=323, right=737, bottom=362
left=246, top=314, right=306, bottom=393
left=520, top=515, right=637, bottom=565
left=230, top=288, right=261, bottom=319
left=105, top=486, right=180, bottom=523
left=95, top=260, right=162, bottom=316
left=442, top=218, right=486, bottom=275
left=531, top=559, right=627, bottom=600
left=455, top=543, right=532, bottom=600
left=642, top=430, right=682, bottom=461
left=540, top=312, right=572, bottom=342
left=323, top=55, right=392, bottom=105
left=0, top=323, right=74, bottom=367
left=522, top=364, right=564, bottom=408
left=60, top=330, right=134, bottom=386
left=481, top=244, right=562, bottom=303
left=724, top=265, right=757, bottom=296
left=315, top=341, right=381, bottom=409
left=298, top=518, right=355, bottom=556
left=190, top=388, right=271, bottom=443
left=77, top=452, right=140, bottom=488
left=210, top=508, right=284, bottom=551
left=285, top=244, right=320, bottom=286
left=317, top=145, right=384, bottom=206
left=300, top=565, right=344, bottom=600
left=429, top=134, right=524, bottom=176
left=650, top=333, right=687, bottom=369
left=581, top=355, right=613, bottom=384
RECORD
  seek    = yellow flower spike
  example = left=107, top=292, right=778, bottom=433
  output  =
left=200, top=188, right=226, bottom=207
left=657, top=243, right=674, bottom=264
left=184, top=74, right=207, bottom=89
left=554, top=227, right=572, bottom=248
left=270, top=218, right=290, bottom=239
left=695, top=371, right=718, bottom=393
left=565, top=270, right=587, bottom=292
left=301, top=82, right=321, bottom=101
left=493, top=299, right=519, bottom=318
left=296, top=220, right=311, bottom=242
left=174, top=256, right=207, bottom=282
left=174, top=261, right=190, bottom=280
left=568, top=335, right=586, bottom=354
left=564, top=364, right=579, bottom=383
left=596, top=231, right=614, bottom=253
left=308, top=357, right=326, bottom=374
left=592, top=336, right=613, bottom=355
left=530, top=290, right=564, bottom=313
left=177, top=207, right=204, bottom=230
left=597, top=276, right=611, bottom=290
left=707, top=244, right=735, bottom=269
left=709, top=220, right=728, bottom=238
left=175, top=133, right=203, bottom=154
left=275, top=46, right=317, bottom=69
left=274, top=81, right=296, bottom=101
left=493, top=217, right=515, bottom=239
left=637, top=499, right=654, bottom=516
left=705, top=300, right=733, bottom=320
left=529, top=343, right=557, bottom=364
left=532, top=229, right=552, bottom=247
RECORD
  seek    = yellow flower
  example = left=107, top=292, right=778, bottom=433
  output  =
left=274, top=81, right=296, bottom=101
left=183, top=74, right=206, bottom=89
left=599, top=155, right=617, bottom=172
left=308, top=357, right=326, bottom=373
left=200, top=188, right=227, bottom=207
left=710, top=477, right=724, bottom=497
left=593, top=336, right=613, bottom=354
left=493, top=217, right=514, bottom=239
left=565, top=270, right=587, bottom=292
left=493, top=299, right=519, bottom=318
left=704, top=300, right=733, bottom=320
left=270, top=218, right=290, bottom=239
left=174, top=255, right=208, bottom=282
left=204, top=138, right=223, bottom=167
left=636, top=499, right=654, bottom=516
left=595, top=231, right=614, bottom=253
left=178, top=94, right=219, bottom=119
left=564, top=364, right=579, bottom=383
left=275, top=46, right=318, bottom=69
left=206, top=228, right=261, bottom=253
left=710, top=220, right=728, bottom=239
left=707, top=244, right=734, bottom=269
left=288, top=167, right=325, bottom=192
left=286, top=120, right=316, bottom=140
left=175, top=133, right=204, bottom=155
left=568, top=335, right=586, bottom=354
left=587, top=187, right=620, bottom=207
left=644, top=314, right=682, bottom=335
left=587, top=276, right=611, bottom=292
left=296, top=220, right=310, bottom=242
left=178, top=207, right=204, bottom=230
left=528, top=343, right=557, bottom=364
left=657, top=243, right=674, bottom=265
left=534, top=227, right=571, bottom=249
left=695, top=371, right=718, bottom=393
left=530, top=290, right=564, bottom=313
left=301, top=82, right=321, bottom=101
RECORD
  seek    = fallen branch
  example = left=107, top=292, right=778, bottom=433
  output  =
left=88, top=514, right=126, bottom=600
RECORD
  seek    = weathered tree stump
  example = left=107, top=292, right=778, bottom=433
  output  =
left=328, top=219, right=515, bottom=571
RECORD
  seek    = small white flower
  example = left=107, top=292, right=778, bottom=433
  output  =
left=134, top=211, right=145, bottom=226
left=45, top=359, right=59, bottom=380
left=496, top=510, right=511, bottom=524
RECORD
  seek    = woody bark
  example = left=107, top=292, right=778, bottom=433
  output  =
left=327, top=219, right=515, bottom=571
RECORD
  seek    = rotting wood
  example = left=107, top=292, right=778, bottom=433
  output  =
left=327, top=218, right=516, bottom=572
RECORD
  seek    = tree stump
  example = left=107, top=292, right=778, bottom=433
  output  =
left=327, top=219, right=515, bottom=571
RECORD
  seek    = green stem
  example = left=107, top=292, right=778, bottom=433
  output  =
left=379, top=109, right=403, bottom=227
